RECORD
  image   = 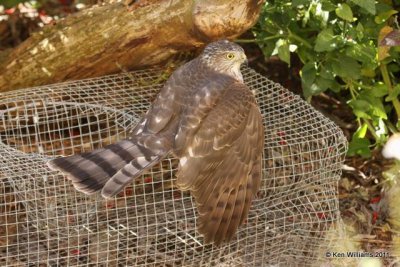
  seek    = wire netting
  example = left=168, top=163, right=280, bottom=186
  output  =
left=0, top=67, right=347, bottom=266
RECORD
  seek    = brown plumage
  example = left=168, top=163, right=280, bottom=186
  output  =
left=47, top=40, right=265, bottom=245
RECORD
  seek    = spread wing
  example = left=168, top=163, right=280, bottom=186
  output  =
left=176, top=82, right=264, bottom=245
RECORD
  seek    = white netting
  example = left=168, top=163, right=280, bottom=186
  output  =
left=0, top=67, right=347, bottom=266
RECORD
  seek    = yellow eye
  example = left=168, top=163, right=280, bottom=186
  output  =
left=226, top=53, right=235, bottom=60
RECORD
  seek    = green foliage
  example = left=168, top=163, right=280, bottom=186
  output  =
left=2, top=0, right=27, bottom=8
left=1, top=0, right=41, bottom=9
left=252, top=0, right=400, bottom=157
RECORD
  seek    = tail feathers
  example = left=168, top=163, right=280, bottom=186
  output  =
left=47, top=139, right=165, bottom=197
left=101, top=154, right=162, bottom=198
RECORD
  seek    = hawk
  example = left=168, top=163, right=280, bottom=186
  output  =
left=48, top=40, right=265, bottom=245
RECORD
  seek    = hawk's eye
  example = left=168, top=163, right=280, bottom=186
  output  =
left=226, top=53, right=235, bottom=60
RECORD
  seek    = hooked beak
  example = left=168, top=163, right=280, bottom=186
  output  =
left=241, top=53, right=248, bottom=66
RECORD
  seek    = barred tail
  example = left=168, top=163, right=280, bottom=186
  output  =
left=47, top=139, right=167, bottom=198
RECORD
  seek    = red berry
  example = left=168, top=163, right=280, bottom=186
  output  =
left=277, top=131, right=286, bottom=137
left=71, top=249, right=80, bottom=255
left=105, top=201, right=115, bottom=209
left=370, top=196, right=381, bottom=204
left=5, top=8, right=15, bottom=15
left=278, top=140, right=287, bottom=145
left=124, top=188, right=133, bottom=196
left=372, top=211, right=379, bottom=224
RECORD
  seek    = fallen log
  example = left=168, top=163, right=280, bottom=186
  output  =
left=0, top=0, right=264, bottom=92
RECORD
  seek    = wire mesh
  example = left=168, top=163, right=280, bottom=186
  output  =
left=0, top=67, right=347, bottom=266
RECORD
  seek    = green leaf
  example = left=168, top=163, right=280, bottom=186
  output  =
left=348, top=137, right=372, bottom=158
left=370, top=99, right=387, bottom=119
left=375, top=10, right=398, bottom=24
left=370, top=83, right=388, bottom=98
left=336, top=3, right=354, bottom=22
left=292, top=0, right=309, bottom=6
left=321, top=1, right=337, bottom=12
left=331, top=56, right=361, bottom=79
left=348, top=99, right=372, bottom=119
left=304, top=83, right=325, bottom=98
left=329, top=80, right=341, bottom=93
left=345, top=43, right=377, bottom=66
left=301, top=62, right=317, bottom=98
left=348, top=92, right=388, bottom=120
left=361, top=68, right=376, bottom=78
left=304, top=76, right=332, bottom=98
left=349, top=0, right=376, bottom=15
left=356, top=23, right=365, bottom=39
left=361, top=92, right=388, bottom=119
left=388, top=63, right=400, bottom=73
left=355, top=124, right=369, bottom=138
left=375, top=118, right=388, bottom=145
left=386, top=84, right=400, bottom=101
left=278, top=42, right=291, bottom=65
left=260, top=43, right=275, bottom=58
left=301, top=62, right=316, bottom=88
left=314, top=28, right=337, bottom=52
left=315, top=76, right=334, bottom=91
left=296, top=47, right=313, bottom=64
left=320, top=65, right=335, bottom=80
left=1, top=0, right=25, bottom=8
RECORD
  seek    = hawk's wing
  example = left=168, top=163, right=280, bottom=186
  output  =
left=176, top=82, right=264, bottom=245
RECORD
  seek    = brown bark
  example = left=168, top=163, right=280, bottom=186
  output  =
left=0, top=0, right=264, bottom=92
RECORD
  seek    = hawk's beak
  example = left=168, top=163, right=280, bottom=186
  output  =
left=241, top=53, right=248, bottom=66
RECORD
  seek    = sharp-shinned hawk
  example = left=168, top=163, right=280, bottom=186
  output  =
left=48, top=40, right=265, bottom=245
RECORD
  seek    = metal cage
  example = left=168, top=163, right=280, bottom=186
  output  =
left=0, top=67, right=347, bottom=266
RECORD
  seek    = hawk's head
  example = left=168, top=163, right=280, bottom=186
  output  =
left=200, top=40, right=247, bottom=82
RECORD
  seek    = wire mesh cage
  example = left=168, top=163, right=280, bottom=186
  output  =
left=0, top=67, right=347, bottom=266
